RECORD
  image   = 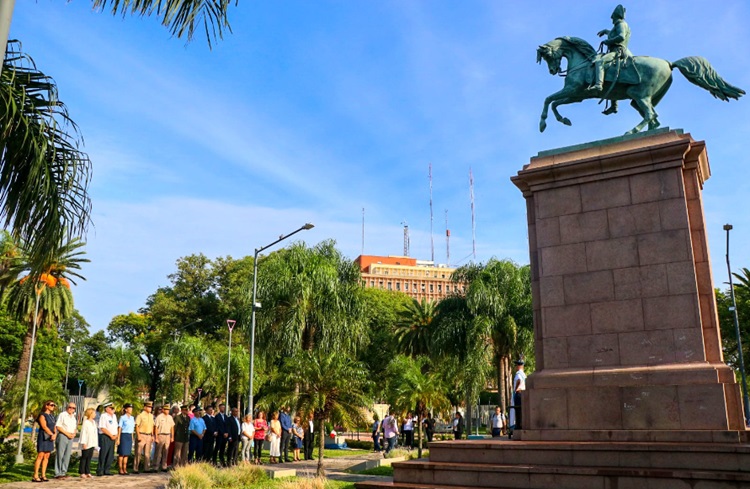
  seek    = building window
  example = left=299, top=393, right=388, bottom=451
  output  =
left=387, top=282, right=392, bottom=290
left=405, top=283, right=409, bottom=291
left=396, top=282, right=401, bottom=291
left=421, top=283, right=426, bottom=292
left=379, top=281, right=383, bottom=288
left=438, top=284, right=442, bottom=292
left=430, top=284, right=434, bottom=292
left=370, top=281, right=375, bottom=287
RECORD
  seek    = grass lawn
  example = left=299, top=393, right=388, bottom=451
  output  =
left=352, top=465, right=394, bottom=477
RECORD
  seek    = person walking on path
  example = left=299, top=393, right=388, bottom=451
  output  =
left=32, top=400, right=57, bottom=482
left=188, top=407, right=207, bottom=462
left=117, top=403, right=135, bottom=475
left=371, top=414, right=382, bottom=452
left=382, top=411, right=399, bottom=456
left=279, top=406, right=293, bottom=463
left=240, top=414, right=255, bottom=462
left=153, top=405, right=175, bottom=471
left=54, top=402, right=77, bottom=479
left=96, top=402, right=118, bottom=476
left=78, top=408, right=98, bottom=479
left=253, top=411, right=268, bottom=464
left=134, top=401, right=155, bottom=473
left=292, top=416, right=304, bottom=462
left=302, top=412, right=314, bottom=461
left=172, top=405, right=191, bottom=467
left=490, top=406, right=505, bottom=438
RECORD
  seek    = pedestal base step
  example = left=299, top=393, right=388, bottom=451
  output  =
left=356, top=460, right=750, bottom=489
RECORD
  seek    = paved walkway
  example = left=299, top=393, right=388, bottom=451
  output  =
left=2, top=451, right=391, bottom=488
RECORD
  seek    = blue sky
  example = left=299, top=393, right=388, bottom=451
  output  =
left=9, top=1, right=750, bottom=331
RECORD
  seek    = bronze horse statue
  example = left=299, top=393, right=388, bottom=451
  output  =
left=537, top=37, right=745, bottom=134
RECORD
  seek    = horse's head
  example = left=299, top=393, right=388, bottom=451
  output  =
left=537, top=42, right=563, bottom=76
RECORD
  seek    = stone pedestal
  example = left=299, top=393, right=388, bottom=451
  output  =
left=355, top=130, right=750, bottom=489
left=510, top=128, right=746, bottom=440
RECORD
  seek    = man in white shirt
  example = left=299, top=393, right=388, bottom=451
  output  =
left=54, top=402, right=78, bottom=479
left=96, top=402, right=118, bottom=476
left=511, top=359, right=527, bottom=432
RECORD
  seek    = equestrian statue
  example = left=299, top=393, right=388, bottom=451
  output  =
left=537, top=4, right=745, bottom=135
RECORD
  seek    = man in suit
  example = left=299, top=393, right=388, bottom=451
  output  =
left=226, top=407, right=241, bottom=466
left=202, top=406, right=217, bottom=462
left=213, top=403, right=228, bottom=466
left=303, top=411, right=315, bottom=461
left=279, top=406, right=293, bottom=463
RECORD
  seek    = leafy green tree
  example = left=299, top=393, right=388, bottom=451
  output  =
left=255, top=240, right=367, bottom=358
left=358, top=288, right=412, bottom=401
left=717, top=269, right=750, bottom=374
left=450, top=259, right=532, bottom=410
left=394, top=298, right=436, bottom=357
left=90, top=345, right=149, bottom=394
left=58, top=310, right=110, bottom=393
left=161, top=335, right=213, bottom=405
left=269, top=351, right=370, bottom=476
left=387, top=355, right=449, bottom=458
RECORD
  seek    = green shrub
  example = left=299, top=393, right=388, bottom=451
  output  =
left=0, top=440, right=15, bottom=474
left=345, top=439, right=373, bottom=450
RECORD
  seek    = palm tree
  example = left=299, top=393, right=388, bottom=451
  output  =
left=161, top=335, right=213, bottom=404
left=394, top=298, right=436, bottom=357
left=255, top=240, right=367, bottom=358
left=3, top=237, right=88, bottom=389
left=451, top=259, right=532, bottom=411
left=388, top=355, right=449, bottom=458
left=269, top=351, right=370, bottom=477
left=1, top=43, right=92, bottom=273
left=90, top=345, right=149, bottom=394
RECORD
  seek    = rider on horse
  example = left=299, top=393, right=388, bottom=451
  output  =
left=587, top=5, right=631, bottom=113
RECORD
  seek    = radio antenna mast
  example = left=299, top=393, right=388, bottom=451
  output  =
left=470, top=168, right=476, bottom=261
left=401, top=221, right=410, bottom=256
left=429, top=163, right=434, bottom=263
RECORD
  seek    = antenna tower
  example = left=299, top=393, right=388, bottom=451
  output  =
left=401, top=221, right=410, bottom=256
left=429, top=163, right=434, bottom=263
left=470, top=168, right=476, bottom=260
left=445, top=209, right=450, bottom=265
left=361, top=207, right=365, bottom=256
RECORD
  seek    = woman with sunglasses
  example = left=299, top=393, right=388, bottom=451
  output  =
left=32, top=400, right=57, bottom=482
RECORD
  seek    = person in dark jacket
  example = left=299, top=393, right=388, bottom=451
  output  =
left=226, top=407, right=241, bottom=466
left=279, top=406, right=293, bottom=463
left=213, top=403, right=228, bottom=466
left=202, top=406, right=217, bottom=461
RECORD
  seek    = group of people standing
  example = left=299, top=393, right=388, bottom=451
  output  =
left=30, top=400, right=320, bottom=483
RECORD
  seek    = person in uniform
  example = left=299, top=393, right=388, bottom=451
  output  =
left=153, top=404, right=175, bottom=471
left=117, top=403, right=135, bottom=475
left=134, top=401, right=155, bottom=473
left=172, top=406, right=191, bottom=467
left=96, top=402, right=118, bottom=476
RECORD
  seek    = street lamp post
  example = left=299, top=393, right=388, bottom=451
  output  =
left=16, top=286, right=42, bottom=463
left=77, top=379, right=84, bottom=397
left=724, top=224, right=750, bottom=425
left=63, top=338, right=74, bottom=393
left=225, top=320, right=236, bottom=410
left=247, top=223, right=314, bottom=415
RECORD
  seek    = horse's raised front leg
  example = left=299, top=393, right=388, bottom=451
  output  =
left=540, top=88, right=574, bottom=132
left=551, top=97, right=579, bottom=126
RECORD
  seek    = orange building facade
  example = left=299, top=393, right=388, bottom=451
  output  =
left=354, top=255, right=464, bottom=302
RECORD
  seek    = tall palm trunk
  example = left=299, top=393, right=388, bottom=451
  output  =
left=316, top=417, right=325, bottom=477
left=417, top=414, right=423, bottom=458
left=13, top=325, right=35, bottom=390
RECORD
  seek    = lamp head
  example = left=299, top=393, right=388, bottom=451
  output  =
left=724, top=224, right=733, bottom=231
left=303, top=223, right=315, bottom=230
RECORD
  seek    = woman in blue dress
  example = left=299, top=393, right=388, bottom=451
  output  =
left=117, top=403, right=135, bottom=475
left=33, top=400, right=57, bottom=482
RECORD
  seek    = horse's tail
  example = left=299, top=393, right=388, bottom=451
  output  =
left=671, top=57, right=745, bottom=101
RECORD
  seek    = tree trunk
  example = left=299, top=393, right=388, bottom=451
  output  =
left=13, top=326, right=34, bottom=390
left=316, top=417, right=325, bottom=477
left=417, top=414, right=423, bottom=459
